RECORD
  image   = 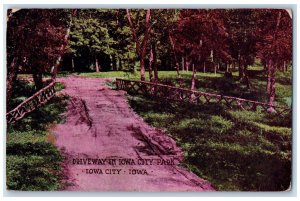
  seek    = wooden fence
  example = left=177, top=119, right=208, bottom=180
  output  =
left=6, top=81, right=56, bottom=124
left=116, top=79, right=291, bottom=115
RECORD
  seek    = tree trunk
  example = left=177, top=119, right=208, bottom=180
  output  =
left=112, top=55, right=117, bottom=71
left=244, top=65, right=251, bottom=89
left=126, top=9, right=150, bottom=82
left=203, top=61, right=206, bottom=73
left=186, top=58, right=189, bottom=72
left=33, top=71, right=43, bottom=90
left=149, top=46, right=154, bottom=82
left=153, top=43, right=158, bottom=81
left=51, top=24, right=71, bottom=80
left=50, top=57, right=60, bottom=79
left=191, top=63, right=197, bottom=91
left=6, top=57, right=19, bottom=103
left=119, top=58, right=122, bottom=71
left=267, top=11, right=282, bottom=113
left=214, top=64, right=217, bottom=75
left=140, top=58, right=146, bottom=81
left=238, top=56, right=242, bottom=79
left=239, top=57, right=246, bottom=80
left=139, top=9, right=151, bottom=81
left=95, top=57, right=100, bottom=72
left=283, top=60, right=286, bottom=72
left=263, top=61, right=267, bottom=70
left=266, top=60, right=271, bottom=94
left=268, top=61, right=276, bottom=113
left=181, top=56, right=185, bottom=72
left=71, top=57, right=75, bottom=72
left=175, top=62, right=181, bottom=81
left=116, top=57, right=119, bottom=71
left=169, top=34, right=181, bottom=83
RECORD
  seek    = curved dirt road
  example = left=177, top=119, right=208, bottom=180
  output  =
left=53, top=77, right=215, bottom=192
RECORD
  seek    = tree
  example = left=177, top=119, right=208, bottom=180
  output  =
left=68, top=11, right=115, bottom=72
left=225, top=9, right=258, bottom=83
left=126, top=9, right=151, bottom=81
left=173, top=9, right=230, bottom=88
left=7, top=9, right=71, bottom=95
left=147, top=9, right=180, bottom=82
left=103, top=9, right=135, bottom=72
left=255, top=9, right=292, bottom=112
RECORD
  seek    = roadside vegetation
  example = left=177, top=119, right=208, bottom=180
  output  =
left=124, top=69, right=292, bottom=191
left=69, top=67, right=291, bottom=108
left=7, top=9, right=292, bottom=191
left=6, top=82, right=68, bottom=190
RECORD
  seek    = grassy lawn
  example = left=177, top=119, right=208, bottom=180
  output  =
left=19, top=67, right=292, bottom=107
left=72, top=70, right=222, bottom=80
left=121, top=68, right=292, bottom=191
left=68, top=68, right=291, bottom=107
left=6, top=83, right=68, bottom=190
left=127, top=95, right=291, bottom=191
left=13, top=68, right=291, bottom=191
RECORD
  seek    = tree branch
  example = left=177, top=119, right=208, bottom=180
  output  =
left=140, top=9, right=151, bottom=58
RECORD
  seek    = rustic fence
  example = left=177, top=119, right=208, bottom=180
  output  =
left=116, top=79, right=291, bottom=115
left=6, top=81, right=56, bottom=124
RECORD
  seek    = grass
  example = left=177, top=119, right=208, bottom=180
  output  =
left=67, top=68, right=291, bottom=107
left=127, top=95, right=291, bottom=191
left=72, top=70, right=222, bottom=80
left=8, top=79, right=65, bottom=111
left=14, top=67, right=291, bottom=191
left=6, top=82, right=68, bottom=191
left=18, top=66, right=292, bottom=107
left=123, top=67, right=292, bottom=191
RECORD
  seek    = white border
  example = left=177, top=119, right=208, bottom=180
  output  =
left=1, top=1, right=299, bottom=201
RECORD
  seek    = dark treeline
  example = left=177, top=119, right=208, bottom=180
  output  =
left=7, top=9, right=292, bottom=111
left=61, top=9, right=177, bottom=76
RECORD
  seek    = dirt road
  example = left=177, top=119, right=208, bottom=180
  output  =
left=53, top=77, right=215, bottom=191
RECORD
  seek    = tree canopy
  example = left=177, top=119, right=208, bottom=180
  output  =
left=7, top=9, right=292, bottom=109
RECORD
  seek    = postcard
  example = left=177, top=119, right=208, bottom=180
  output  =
left=6, top=8, right=292, bottom=192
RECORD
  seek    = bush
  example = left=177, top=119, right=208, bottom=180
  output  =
left=6, top=82, right=68, bottom=191
left=6, top=154, right=62, bottom=191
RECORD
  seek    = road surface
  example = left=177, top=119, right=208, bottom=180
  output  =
left=53, top=77, right=215, bottom=192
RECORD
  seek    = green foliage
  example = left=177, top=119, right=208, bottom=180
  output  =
left=7, top=154, right=62, bottom=191
left=8, top=79, right=36, bottom=111
left=55, top=82, right=65, bottom=91
left=126, top=73, right=291, bottom=191
left=7, top=9, right=71, bottom=75
left=67, top=9, right=136, bottom=72
left=6, top=82, right=68, bottom=191
left=74, top=71, right=136, bottom=79
left=7, top=130, right=47, bottom=144
left=74, top=68, right=291, bottom=108
left=69, top=17, right=115, bottom=56
left=8, top=95, right=68, bottom=132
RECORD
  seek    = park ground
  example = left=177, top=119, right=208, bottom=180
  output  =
left=6, top=68, right=292, bottom=191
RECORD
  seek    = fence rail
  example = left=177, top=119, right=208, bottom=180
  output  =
left=6, top=81, right=56, bottom=124
left=116, top=79, right=291, bottom=115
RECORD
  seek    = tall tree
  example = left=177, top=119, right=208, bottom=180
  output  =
left=126, top=9, right=151, bottom=81
left=68, top=11, right=115, bottom=72
left=255, top=9, right=292, bottom=112
left=225, top=9, right=258, bottom=83
left=7, top=9, right=71, bottom=94
left=174, top=9, right=230, bottom=88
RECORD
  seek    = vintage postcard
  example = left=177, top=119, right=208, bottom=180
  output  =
left=6, top=8, right=292, bottom=192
